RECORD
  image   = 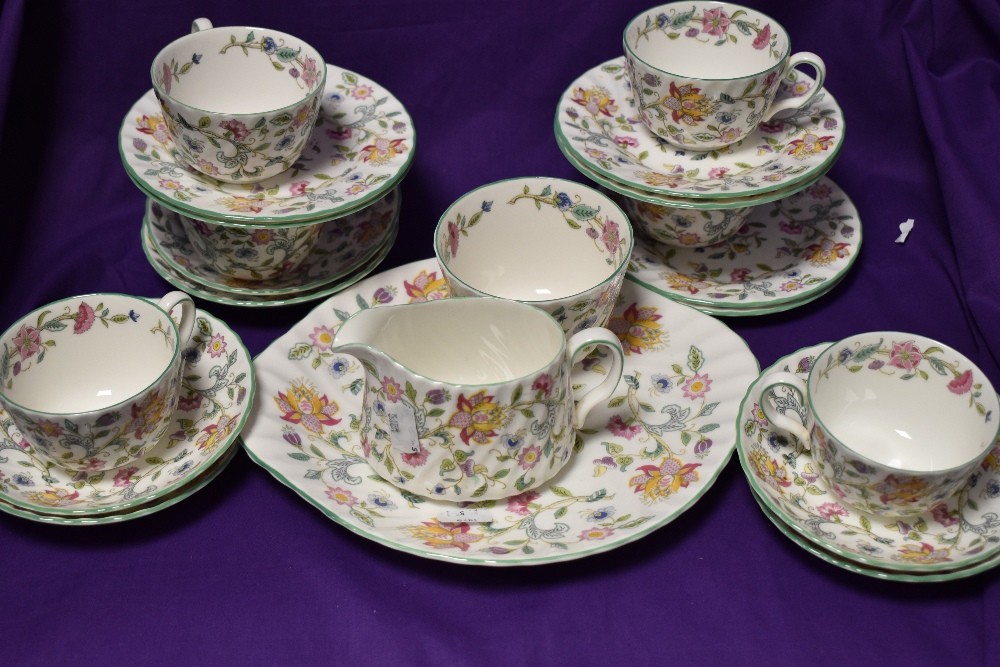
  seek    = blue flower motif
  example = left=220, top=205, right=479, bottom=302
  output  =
left=182, top=348, right=201, bottom=364
left=275, top=136, right=294, bottom=151
left=655, top=12, right=669, bottom=28
left=501, top=434, right=523, bottom=449
left=586, top=506, right=615, bottom=522
left=715, top=110, right=738, bottom=124
left=11, top=474, right=33, bottom=486
left=555, top=193, right=572, bottom=210
left=330, top=357, right=350, bottom=378
left=235, top=248, right=258, bottom=259
left=128, top=310, right=140, bottom=322
left=986, top=478, right=1000, bottom=499
left=191, top=53, right=202, bottom=64
left=431, top=483, right=447, bottom=495
left=651, top=374, right=673, bottom=394
left=171, top=460, right=195, bottom=476
left=183, top=134, right=205, bottom=154
left=671, top=215, right=692, bottom=229
left=375, top=400, right=386, bottom=417
left=856, top=541, right=883, bottom=555
left=838, top=348, right=852, bottom=364
left=262, top=37, right=278, bottom=54
left=368, top=493, right=397, bottom=510
left=481, top=200, right=492, bottom=212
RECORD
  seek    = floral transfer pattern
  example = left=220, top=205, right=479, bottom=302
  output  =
left=0, top=309, right=253, bottom=515
left=739, top=345, right=1000, bottom=571
left=626, top=177, right=859, bottom=309
left=240, top=258, right=759, bottom=564
left=124, top=65, right=414, bottom=223
left=557, top=57, right=842, bottom=197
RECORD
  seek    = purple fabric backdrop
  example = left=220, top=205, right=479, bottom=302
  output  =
left=1, top=0, right=998, bottom=664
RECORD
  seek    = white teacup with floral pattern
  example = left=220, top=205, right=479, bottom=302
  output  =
left=151, top=18, right=326, bottom=183
left=329, top=297, right=624, bottom=501
left=624, top=2, right=826, bottom=150
left=435, top=177, right=633, bottom=336
left=0, top=292, right=196, bottom=472
left=621, top=196, right=751, bottom=247
left=759, top=332, right=1000, bottom=517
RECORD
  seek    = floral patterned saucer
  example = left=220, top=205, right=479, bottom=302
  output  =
left=747, top=485, right=1000, bottom=582
left=555, top=58, right=843, bottom=199
left=626, top=177, right=860, bottom=314
left=738, top=343, right=1000, bottom=574
left=240, top=257, right=760, bottom=565
left=555, top=129, right=833, bottom=210
left=141, top=213, right=397, bottom=307
left=0, top=307, right=254, bottom=518
left=0, top=438, right=240, bottom=526
left=120, top=65, right=414, bottom=224
left=146, top=187, right=400, bottom=295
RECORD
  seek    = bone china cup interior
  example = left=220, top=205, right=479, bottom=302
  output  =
left=434, top=177, right=633, bottom=336
left=151, top=18, right=326, bottom=183
left=0, top=292, right=196, bottom=472
left=621, top=195, right=751, bottom=247
left=759, top=332, right=1000, bottom=517
left=623, top=2, right=826, bottom=150
left=330, top=297, right=625, bottom=501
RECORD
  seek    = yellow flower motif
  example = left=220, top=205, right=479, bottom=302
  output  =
left=403, top=519, right=485, bottom=551
left=786, top=133, right=834, bottom=160
left=25, top=488, right=81, bottom=507
left=404, top=270, right=450, bottom=302
left=628, top=456, right=701, bottom=504
left=196, top=413, right=240, bottom=451
left=748, top=443, right=792, bottom=493
left=217, top=197, right=275, bottom=214
left=274, top=380, right=341, bottom=434
left=635, top=171, right=690, bottom=188
left=895, top=542, right=951, bottom=565
left=571, top=86, right=618, bottom=117
left=447, top=391, right=507, bottom=445
left=803, top=239, right=850, bottom=266
left=661, top=272, right=712, bottom=295
left=607, top=302, right=665, bottom=355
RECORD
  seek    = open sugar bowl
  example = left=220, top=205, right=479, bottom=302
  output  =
left=434, top=177, right=633, bottom=336
left=619, top=195, right=751, bottom=247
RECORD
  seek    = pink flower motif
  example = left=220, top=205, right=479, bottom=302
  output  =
left=161, top=63, right=172, bottom=94
left=346, top=183, right=367, bottom=196
left=326, top=126, right=353, bottom=141
left=13, top=325, right=41, bottom=359
left=601, top=220, right=621, bottom=254
left=325, top=487, right=358, bottom=506
left=888, top=340, right=922, bottom=372
left=309, top=326, right=336, bottom=351
left=401, top=443, right=430, bottom=467
left=932, top=503, right=959, bottom=527
left=381, top=376, right=403, bottom=403
left=780, top=281, right=803, bottom=293
left=682, top=373, right=712, bottom=400
left=701, top=8, right=730, bottom=36
left=289, top=181, right=309, bottom=196
left=817, top=502, right=848, bottom=521
left=518, top=445, right=542, bottom=470
left=219, top=120, right=249, bottom=142
left=779, top=220, right=804, bottom=235
left=607, top=414, right=641, bottom=439
left=447, top=221, right=460, bottom=257
left=506, top=490, right=541, bottom=516
left=730, top=267, right=750, bottom=283
left=177, top=394, right=203, bottom=411
left=947, top=370, right=974, bottom=395
left=113, top=467, right=140, bottom=488
left=578, top=526, right=615, bottom=541
left=614, top=135, right=639, bottom=148
left=807, top=183, right=834, bottom=199
left=532, top=374, right=554, bottom=398
left=350, top=84, right=374, bottom=100
left=301, top=57, right=319, bottom=89
left=74, top=302, right=95, bottom=334
left=752, top=24, right=772, bottom=49
left=708, top=167, right=728, bottom=179
left=159, top=178, right=183, bottom=191
left=207, top=333, right=227, bottom=358
left=758, top=120, right=785, bottom=134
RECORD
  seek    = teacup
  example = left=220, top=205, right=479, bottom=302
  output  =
left=623, top=2, right=826, bottom=150
left=759, top=332, right=1000, bottom=517
left=621, top=195, right=750, bottom=247
left=151, top=18, right=326, bottom=183
left=329, top=297, right=624, bottom=500
left=0, top=292, right=196, bottom=472
left=434, top=177, right=633, bottom=336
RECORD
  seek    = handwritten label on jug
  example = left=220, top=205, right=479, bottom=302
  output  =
left=386, top=401, right=420, bottom=454
left=437, top=508, right=494, bottom=524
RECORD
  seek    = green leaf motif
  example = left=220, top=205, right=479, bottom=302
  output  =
left=550, top=486, right=573, bottom=497
left=270, top=114, right=293, bottom=126
left=570, top=203, right=600, bottom=221
left=288, top=343, right=312, bottom=360
left=688, top=346, right=704, bottom=373
left=275, top=46, right=301, bottom=62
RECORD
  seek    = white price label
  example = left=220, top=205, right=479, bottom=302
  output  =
left=386, top=401, right=420, bottom=454
left=436, top=508, right=494, bottom=524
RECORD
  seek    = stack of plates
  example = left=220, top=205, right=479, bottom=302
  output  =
left=119, top=64, right=414, bottom=307
left=736, top=344, right=1000, bottom=582
left=555, top=58, right=859, bottom=317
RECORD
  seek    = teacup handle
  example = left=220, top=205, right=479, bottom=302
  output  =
left=157, top=291, right=196, bottom=346
left=762, top=52, right=827, bottom=121
left=757, top=371, right=812, bottom=448
left=566, top=327, right=624, bottom=429
left=191, top=18, right=213, bottom=33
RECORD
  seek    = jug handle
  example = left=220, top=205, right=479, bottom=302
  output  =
left=566, top=327, right=625, bottom=430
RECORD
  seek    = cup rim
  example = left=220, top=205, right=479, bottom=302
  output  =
left=333, top=296, right=568, bottom=388
left=622, top=1, right=792, bottom=82
left=0, top=293, right=183, bottom=417
left=433, top=176, right=634, bottom=305
left=806, top=331, right=1000, bottom=475
left=150, top=24, right=328, bottom=117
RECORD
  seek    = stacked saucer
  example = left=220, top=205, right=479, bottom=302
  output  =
left=120, top=63, right=414, bottom=307
left=736, top=345, right=1000, bottom=582
left=555, top=56, right=856, bottom=316
left=0, top=305, right=254, bottom=525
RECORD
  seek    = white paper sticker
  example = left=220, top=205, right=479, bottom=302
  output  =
left=895, top=218, right=914, bottom=244
left=386, top=401, right=420, bottom=454
left=437, top=508, right=494, bottom=524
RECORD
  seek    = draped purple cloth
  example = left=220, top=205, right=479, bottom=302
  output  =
left=1, top=0, right=998, bottom=663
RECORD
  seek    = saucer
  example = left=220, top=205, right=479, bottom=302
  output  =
left=120, top=64, right=415, bottom=224
left=146, top=186, right=400, bottom=295
left=0, top=438, right=240, bottom=525
left=0, top=306, right=254, bottom=517
left=141, top=212, right=397, bottom=307
left=737, top=343, right=1000, bottom=573
left=747, top=485, right=1000, bottom=582
left=626, top=177, right=860, bottom=313
left=555, top=129, right=834, bottom=210
left=555, top=58, right=844, bottom=199
left=241, top=257, right=760, bottom=565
